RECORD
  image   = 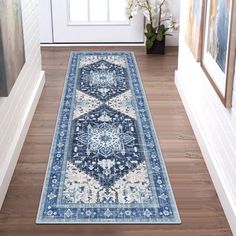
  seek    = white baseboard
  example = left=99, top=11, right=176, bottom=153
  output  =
left=0, top=71, right=45, bottom=210
left=175, top=71, right=236, bottom=235
left=40, top=43, right=146, bottom=47
left=40, top=35, right=179, bottom=47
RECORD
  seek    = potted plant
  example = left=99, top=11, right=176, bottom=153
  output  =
left=127, top=0, right=178, bottom=54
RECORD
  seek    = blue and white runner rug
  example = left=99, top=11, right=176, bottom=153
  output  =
left=37, top=52, right=180, bottom=224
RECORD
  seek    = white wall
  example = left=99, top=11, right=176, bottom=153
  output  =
left=0, top=0, right=45, bottom=209
left=166, top=0, right=180, bottom=46
left=39, top=0, right=53, bottom=43
left=175, top=2, right=236, bottom=235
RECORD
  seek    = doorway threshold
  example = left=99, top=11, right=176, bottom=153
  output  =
left=40, top=43, right=145, bottom=47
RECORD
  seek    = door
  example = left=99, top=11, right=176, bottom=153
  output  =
left=51, top=0, right=144, bottom=43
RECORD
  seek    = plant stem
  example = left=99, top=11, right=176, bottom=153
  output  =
left=158, top=0, right=166, bottom=26
left=146, top=0, right=153, bottom=27
left=137, top=0, right=153, bottom=27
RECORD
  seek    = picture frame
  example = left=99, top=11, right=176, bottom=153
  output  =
left=185, top=0, right=205, bottom=61
left=201, top=0, right=236, bottom=108
left=0, top=0, right=25, bottom=97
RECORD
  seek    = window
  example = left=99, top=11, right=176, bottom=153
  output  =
left=69, top=0, right=128, bottom=24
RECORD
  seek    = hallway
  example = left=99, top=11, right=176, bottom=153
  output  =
left=0, top=46, right=231, bottom=236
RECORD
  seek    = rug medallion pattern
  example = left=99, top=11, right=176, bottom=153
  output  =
left=37, top=52, right=180, bottom=224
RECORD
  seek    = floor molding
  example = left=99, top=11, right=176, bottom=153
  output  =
left=175, top=70, right=236, bottom=235
left=0, top=71, right=45, bottom=209
left=41, top=43, right=146, bottom=47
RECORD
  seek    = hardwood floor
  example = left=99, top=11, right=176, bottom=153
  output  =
left=0, top=47, right=232, bottom=236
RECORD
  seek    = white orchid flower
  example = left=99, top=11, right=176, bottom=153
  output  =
left=127, top=0, right=179, bottom=35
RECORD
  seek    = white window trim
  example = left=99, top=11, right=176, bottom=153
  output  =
left=67, top=0, right=130, bottom=26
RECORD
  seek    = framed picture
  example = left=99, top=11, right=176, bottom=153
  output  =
left=201, top=0, right=236, bottom=108
left=185, top=0, right=205, bottom=61
left=0, top=0, right=25, bottom=97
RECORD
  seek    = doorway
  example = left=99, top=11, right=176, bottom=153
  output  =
left=41, top=0, right=144, bottom=43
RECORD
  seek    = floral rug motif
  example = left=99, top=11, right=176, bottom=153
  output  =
left=37, top=52, right=180, bottom=224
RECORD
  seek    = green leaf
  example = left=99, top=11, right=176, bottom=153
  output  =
left=163, top=28, right=169, bottom=33
left=151, top=34, right=156, bottom=42
left=146, top=39, right=154, bottom=49
left=146, top=24, right=152, bottom=33
left=159, top=24, right=165, bottom=31
left=153, top=27, right=157, bottom=33
left=144, top=32, right=154, bottom=39
left=156, top=33, right=163, bottom=41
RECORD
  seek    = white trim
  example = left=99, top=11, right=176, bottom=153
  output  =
left=88, top=0, right=90, bottom=22
left=0, top=72, right=45, bottom=210
left=39, top=0, right=53, bottom=43
left=175, top=71, right=236, bottom=235
left=40, top=38, right=180, bottom=47
left=41, top=43, right=146, bottom=47
left=107, top=0, right=109, bottom=22
left=67, top=22, right=130, bottom=26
